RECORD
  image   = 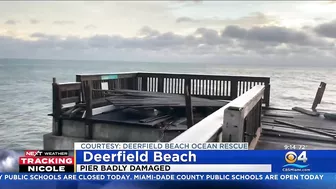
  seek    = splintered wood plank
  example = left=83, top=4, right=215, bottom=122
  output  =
left=274, top=119, right=336, bottom=139
left=98, top=89, right=228, bottom=108
left=312, top=82, right=326, bottom=111
left=292, top=107, right=320, bottom=116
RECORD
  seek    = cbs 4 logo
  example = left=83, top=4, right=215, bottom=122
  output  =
left=285, top=151, right=308, bottom=164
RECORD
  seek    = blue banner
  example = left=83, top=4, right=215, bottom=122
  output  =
left=0, top=173, right=332, bottom=181
left=75, top=150, right=336, bottom=172
left=0, top=173, right=335, bottom=189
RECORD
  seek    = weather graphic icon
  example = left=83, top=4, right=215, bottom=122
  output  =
left=0, top=150, right=20, bottom=172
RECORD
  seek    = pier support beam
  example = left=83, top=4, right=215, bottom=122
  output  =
left=185, top=78, right=194, bottom=128
left=84, top=85, right=93, bottom=139
left=312, top=82, right=326, bottom=111
left=52, top=78, right=62, bottom=136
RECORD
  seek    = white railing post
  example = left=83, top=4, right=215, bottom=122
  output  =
left=223, top=107, right=244, bottom=142
left=222, top=85, right=265, bottom=142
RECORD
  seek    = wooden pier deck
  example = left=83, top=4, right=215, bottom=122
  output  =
left=45, top=71, right=336, bottom=150
left=172, top=82, right=336, bottom=150
left=257, top=108, right=336, bottom=149
left=45, top=72, right=272, bottom=149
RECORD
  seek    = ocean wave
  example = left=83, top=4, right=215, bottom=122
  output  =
left=279, top=95, right=308, bottom=102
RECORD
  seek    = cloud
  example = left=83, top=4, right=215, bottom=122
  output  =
left=30, top=19, right=40, bottom=24
left=314, top=19, right=336, bottom=38
left=176, top=12, right=277, bottom=27
left=4, top=20, right=20, bottom=25
left=137, top=26, right=160, bottom=36
left=84, top=25, right=97, bottom=30
left=222, top=25, right=332, bottom=48
left=0, top=25, right=335, bottom=63
left=222, top=25, right=247, bottom=39
left=176, top=17, right=199, bottom=23
left=30, top=32, right=60, bottom=40
left=53, top=20, right=75, bottom=25
left=194, top=28, right=231, bottom=45
left=0, top=28, right=226, bottom=54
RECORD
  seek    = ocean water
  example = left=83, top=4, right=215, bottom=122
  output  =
left=0, top=59, right=335, bottom=149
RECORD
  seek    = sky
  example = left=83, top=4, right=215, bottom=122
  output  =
left=0, top=1, right=336, bottom=64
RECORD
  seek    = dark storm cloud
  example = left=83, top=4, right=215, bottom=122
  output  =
left=195, top=28, right=231, bottom=45
left=0, top=27, right=223, bottom=51
left=143, top=32, right=197, bottom=48
left=134, top=26, right=224, bottom=50
left=314, top=19, right=336, bottom=39
left=53, top=20, right=75, bottom=25
left=222, top=25, right=331, bottom=47
left=0, top=24, right=335, bottom=61
left=222, top=25, right=247, bottom=38
left=4, top=20, right=20, bottom=25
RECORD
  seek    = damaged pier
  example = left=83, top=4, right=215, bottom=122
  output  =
left=44, top=72, right=270, bottom=149
left=43, top=71, right=335, bottom=150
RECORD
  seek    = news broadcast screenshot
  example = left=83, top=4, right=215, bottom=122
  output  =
left=0, top=143, right=335, bottom=189
left=1, top=1, right=336, bottom=189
